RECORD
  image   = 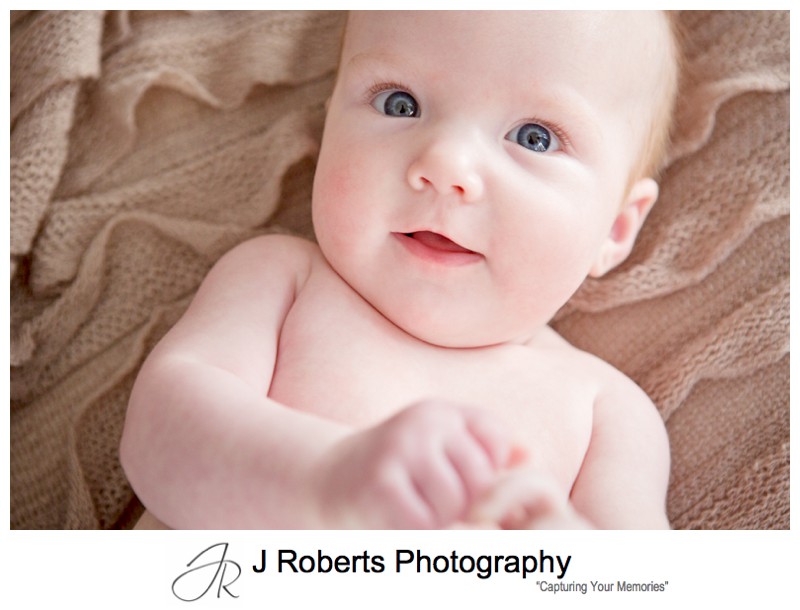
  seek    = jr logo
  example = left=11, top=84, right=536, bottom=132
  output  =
left=172, top=542, right=242, bottom=602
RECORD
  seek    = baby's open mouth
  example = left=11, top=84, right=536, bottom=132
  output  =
left=394, top=231, right=482, bottom=266
left=402, top=231, right=476, bottom=255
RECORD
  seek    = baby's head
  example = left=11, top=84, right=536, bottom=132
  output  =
left=312, top=11, right=680, bottom=348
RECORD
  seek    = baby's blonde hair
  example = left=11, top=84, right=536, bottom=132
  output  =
left=631, top=11, right=684, bottom=183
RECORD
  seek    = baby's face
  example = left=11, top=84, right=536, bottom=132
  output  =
left=312, top=11, right=669, bottom=347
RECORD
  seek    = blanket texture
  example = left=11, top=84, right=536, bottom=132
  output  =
left=10, top=10, right=789, bottom=529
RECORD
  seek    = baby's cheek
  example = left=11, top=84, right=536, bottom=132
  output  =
left=321, top=164, right=352, bottom=200
left=313, top=156, right=368, bottom=244
left=314, top=149, right=365, bottom=210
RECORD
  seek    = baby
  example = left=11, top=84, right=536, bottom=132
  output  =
left=120, top=10, right=680, bottom=529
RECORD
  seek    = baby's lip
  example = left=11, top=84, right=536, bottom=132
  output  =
left=401, top=231, right=477, bottom=255
left=393, top=230, right=483, bottom=266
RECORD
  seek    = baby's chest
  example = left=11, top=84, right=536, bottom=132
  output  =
left=267, top=279, right=596, bottom=488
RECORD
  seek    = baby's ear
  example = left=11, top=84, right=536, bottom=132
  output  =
left=589, top=177, right=659, bottom=278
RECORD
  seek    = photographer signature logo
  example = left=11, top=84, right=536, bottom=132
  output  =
left=172, top=542, right=242, bottom=602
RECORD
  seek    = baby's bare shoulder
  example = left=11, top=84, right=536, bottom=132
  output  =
left=149, top=234, right=325, bottom=387
left=195, top=233, right=325, bottom=297
left=570, top=343, right=666, bottom=449
left=542, top=332, right=669, bottom=512
left=537, top=329, right=658, bottom=416
left=216, top=233, right=320, bottom=275
left=158, top=234, right=322, bottom=346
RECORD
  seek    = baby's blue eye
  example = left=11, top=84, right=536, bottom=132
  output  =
left=373, top=90, right=419, bottom=118
left=507, top=123, right=559, bottom=152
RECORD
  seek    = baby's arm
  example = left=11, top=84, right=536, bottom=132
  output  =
left=120, top=234, right=510, bottom=529
left=120, top=235, right=342, bottom=528
left=568, top=376, right=671, bottom=529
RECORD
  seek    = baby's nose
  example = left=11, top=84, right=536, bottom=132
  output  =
left=407, top=133, right=485, bottom=202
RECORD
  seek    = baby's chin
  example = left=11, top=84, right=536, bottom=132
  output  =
left=376, top=304, right=538, bottom=349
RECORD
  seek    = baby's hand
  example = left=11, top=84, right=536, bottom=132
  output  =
left=465, top=468, right=593, bottom=530
left=308, top=400, right=512, bottom=529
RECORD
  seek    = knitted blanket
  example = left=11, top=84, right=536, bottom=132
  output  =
left=10, top=10, right=789, bottom=529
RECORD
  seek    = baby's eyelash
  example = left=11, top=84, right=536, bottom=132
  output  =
left=532, top=118, right=571, bottom=151
left=365, top=80, right=417, bottom=103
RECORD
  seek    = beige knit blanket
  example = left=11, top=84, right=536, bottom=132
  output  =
left=10, top=10, right=789, bottom=529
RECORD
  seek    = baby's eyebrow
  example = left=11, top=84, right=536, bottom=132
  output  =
left=339, top=50, right=426, bottom=100
left=342, top=51, right=409, bottom=76
left=520, top=87, right=602, bottom=149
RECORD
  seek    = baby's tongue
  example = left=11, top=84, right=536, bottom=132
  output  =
left=411, top=231, right=472, bottom=253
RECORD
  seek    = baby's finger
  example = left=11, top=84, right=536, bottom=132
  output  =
left=373, top=462, right=439, bottom=529
left=444, top=432, right=496, bottom=504
left=463, top=408, right=513, bottom=469
left=412, top=448, right=469, bottom=527
left=467, top=469, right=563, bottom=528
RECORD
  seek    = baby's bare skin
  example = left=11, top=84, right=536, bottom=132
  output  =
left=122, top=11, right=676, bottom=530
left=273, top=243, right=595, bottom=494
left=275, top=240, right=670, bottom=529
left=127, top=235, right=669, bottom=529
